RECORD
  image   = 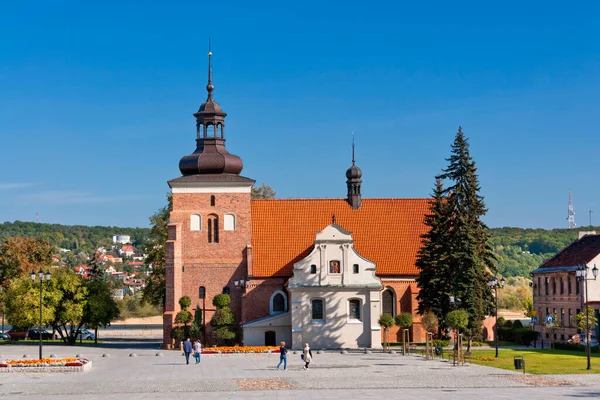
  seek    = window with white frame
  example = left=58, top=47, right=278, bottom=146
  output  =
left=349, top=299, right=361, bottom=320
left=190, top=214, right=201, bottom=231
left=224, top=214, right=236, bottom=231
left=311, top=299, right=324, bottom=321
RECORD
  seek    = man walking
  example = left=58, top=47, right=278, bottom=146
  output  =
left=183, top=338, right=193, bottom=365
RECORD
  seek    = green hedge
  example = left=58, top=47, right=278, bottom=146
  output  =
left=553, top=342, right=600, bottom=353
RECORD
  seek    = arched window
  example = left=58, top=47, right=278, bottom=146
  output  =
left=310, top=264, right=317, bottom=274
left=222, top=286, right=230, bottom=295
left=349, top=299, right=361, bottom=320
left=208, top=214, right=219, bottom=243
left=560, top=277, right=564, bottom=295
left=552, top=277, right=556, bottom=295
left=568, top=276, right=572, bottom=295
left=270, top=290, right=287, bottom=314
left=199, top=286, right=206, bottom=299
left=382, top=289, right=395, bottom=316
left=218, top=123, right=224, bottom=138
left=311, top=299, right=324, bottom=321
left=224, top=214, right=236, bottom=231
left=197, top=123, right=203, bottom=139
left=190, top=214, right=201, bottom=231
left=210, top=195, right=215, bottom=206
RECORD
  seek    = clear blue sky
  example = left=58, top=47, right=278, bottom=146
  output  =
left=1, top=1, right=599, bottom=229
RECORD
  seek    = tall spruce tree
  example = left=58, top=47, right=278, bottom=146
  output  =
left=436, top=127, right=496, bottom=340
left=416, top=178, right=453, bottom=331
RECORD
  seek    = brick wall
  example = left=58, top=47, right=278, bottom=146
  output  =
left=163, top=190, right=252, bottom=347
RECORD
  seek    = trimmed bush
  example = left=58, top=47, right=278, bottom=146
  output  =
left=512, top=320, right=524, bottom=329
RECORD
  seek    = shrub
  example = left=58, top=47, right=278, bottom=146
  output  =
left=212, top=294, right=231, bottom=308
left=513, top=320, right=524, bottom=329
left=496, top=316, right=506, bottom=327
left=503, top=320, right=513, bottom=328
left=553, top=342, right=600, bottom=353
left=395, top=312, right=413, bottom=329
left=421, top=311, right=439, bottom=334
left=179, top=296, right=192, bottom=309
left=433, top=340, right=450, bottom=347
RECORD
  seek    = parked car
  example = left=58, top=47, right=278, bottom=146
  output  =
left=0, top=333, right=10, bottom=340
left=76, top=329, right=96, bottom=341
left=7, top=328, right=57, bottom=340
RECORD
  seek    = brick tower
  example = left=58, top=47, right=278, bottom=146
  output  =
left=162, top=49, right=254, bottom=348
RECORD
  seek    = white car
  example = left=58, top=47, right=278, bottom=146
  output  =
left=76, top=329, right=96, bottom=341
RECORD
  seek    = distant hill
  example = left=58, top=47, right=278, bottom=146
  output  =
left=0, top=220, right=594, bottom=278
left=0, top=221, right=149, bottom=256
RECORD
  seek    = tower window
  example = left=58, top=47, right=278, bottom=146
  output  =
left=208, top=215, right=219, bottom=243
left=560, top=277, right=564, bottom=295
left=199, top=286, right=206, bottom=299
left=310, top=264, right=317, bottom=274
left=190, top=214, right=201, bottom=231
left=568, top=276, right=572, bottom=295
left=210, top=195, right=215, bottom=206
left=224, top=214, right=236, bottom=231
left=353, top=264, right=359, bottom=274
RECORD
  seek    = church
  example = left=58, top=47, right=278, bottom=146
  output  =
left=162, top=51, right=430, bottom=350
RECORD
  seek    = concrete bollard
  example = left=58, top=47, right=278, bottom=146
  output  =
left=156, top=352, right=164, bottom=357
left=129, top=353, right=138, bottom=357
left=102, top=354, right=111, bottom=357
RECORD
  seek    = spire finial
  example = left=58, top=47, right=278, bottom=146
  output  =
left=206, top=38, right=214, bottom=99
left=352, top=132, right=355, bottom=165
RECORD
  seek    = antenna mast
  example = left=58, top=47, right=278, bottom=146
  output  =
left=567, top=191, right=576, bottom=228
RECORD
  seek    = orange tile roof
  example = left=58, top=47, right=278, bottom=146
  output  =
left=250, top=198, right=430, bottom=277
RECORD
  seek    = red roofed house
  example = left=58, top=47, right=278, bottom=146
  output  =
left=162, top=53, right=429, bottom=349
left=120, top=245, right=135, bottom=257
left=531, top=232, right=600, bottom=343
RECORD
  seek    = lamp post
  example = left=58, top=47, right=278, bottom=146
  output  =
left=576, top=264, right=598, bottom=370
left=30, top=269, right=51, bottom=360
left=488, top=276, right=506, bottom=358
left=0, top=287, right=4, bottom=334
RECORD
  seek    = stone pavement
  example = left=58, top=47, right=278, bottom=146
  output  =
left=0, top=341, right=599, bottom=399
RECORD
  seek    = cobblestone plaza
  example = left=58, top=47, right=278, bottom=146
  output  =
left=0, top=343, right=599, bottom=399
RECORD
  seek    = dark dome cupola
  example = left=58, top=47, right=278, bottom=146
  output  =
left=346, top=138, right=362, bottom=209
left=179, top=48, right=243, bottom=176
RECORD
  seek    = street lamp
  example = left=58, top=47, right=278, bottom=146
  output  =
left=0, top=287, right=4, bottom=334
left=576, top=264, right=598, bottom=370
left=30, top=268, right=51, bottom=360
left=488, top=276, right=506, bottom=358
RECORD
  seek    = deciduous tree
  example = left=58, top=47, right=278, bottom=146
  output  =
left=0, top=236, right=54, bottom=287
left=251, top=183, right=276, bottom=199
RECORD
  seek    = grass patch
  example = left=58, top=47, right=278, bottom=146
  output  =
left=470, top=348, right=600, bottom=374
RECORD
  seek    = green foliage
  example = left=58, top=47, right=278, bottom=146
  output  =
left=82, top=278, right=119, bottom=330
left=141, top=193, right=172, bottom=308
left=209, top=294, right=236, bottom=345
left=378, top=313, right=395, bottom=329
left=433, top=339, right=450, bottom=347
left=5, top=272, right=59, bottom=330
left=175, top=310, right=193, bottom=325
left=212, top=293, right=231, bottom=308
left=115, top=293, right=162, bottom=319
left=513, top=319, right=524, bottom=329
left=0, top=221, right=149, bottom=257
left=418, top=128, right=496, bottom=339
left=179, top=295, right=192, bottom=309
left=503, top=319, right=513, bottom=328
left=210, top=308, right=234, bottom=327
left=420, top=311, right=439, bottom=334
left=576, top=306, right=599, bottom=333
left=446, top=309, right=469, bottom=330
left=497, top=316, right=506, bottom=326
left=251, top=183, right=276, bottom=199
left=394, top=312, right=413, bottom=329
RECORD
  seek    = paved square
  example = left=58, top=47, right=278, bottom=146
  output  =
left=0, top=342, right=599, bottom=399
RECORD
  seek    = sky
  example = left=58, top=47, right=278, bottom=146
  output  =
left=1, top=1, right=599, bottom=229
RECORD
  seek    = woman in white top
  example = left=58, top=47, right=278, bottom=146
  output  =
left=303, top=343, right=313, bottom=370
left=193, top=340, right=202, bottom=364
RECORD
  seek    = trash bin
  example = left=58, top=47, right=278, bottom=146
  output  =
left=435, top=346, right=442, bottom=356
left=514, top=356, right=525, bottom=373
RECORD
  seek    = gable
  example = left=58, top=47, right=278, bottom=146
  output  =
left=250, top=198, right=430, bottom=277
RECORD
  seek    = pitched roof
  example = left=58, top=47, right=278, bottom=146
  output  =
left=539, top=234, right=600, bottom=269
left=250, top=198, right=430, bottom=277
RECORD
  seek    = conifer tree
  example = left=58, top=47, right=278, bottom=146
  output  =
left=436, top=127, right=496, bottom=340
left=416, top=178, right=453, bottom=330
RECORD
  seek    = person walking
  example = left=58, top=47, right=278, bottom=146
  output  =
left=183, top=338, right=193, bottom=365
left=276, top=341, right=288, bottom=370
left=193, top=339, right=202, bottom=364
left=302, top=343, right=313, bottom=370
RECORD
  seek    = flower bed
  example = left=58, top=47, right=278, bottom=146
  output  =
left=201, top=346, right=279, bottom=354
left=0, top=357, right=91, bottom=373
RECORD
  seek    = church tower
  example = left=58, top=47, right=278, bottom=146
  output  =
left=346, top=140, right=362, bottom=209
left=163, top=48, right=255, bottom=348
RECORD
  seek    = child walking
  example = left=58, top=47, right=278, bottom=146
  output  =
left=302, top=343, right=313, bottom=370
left=276, top=341, right=288, bottom=370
